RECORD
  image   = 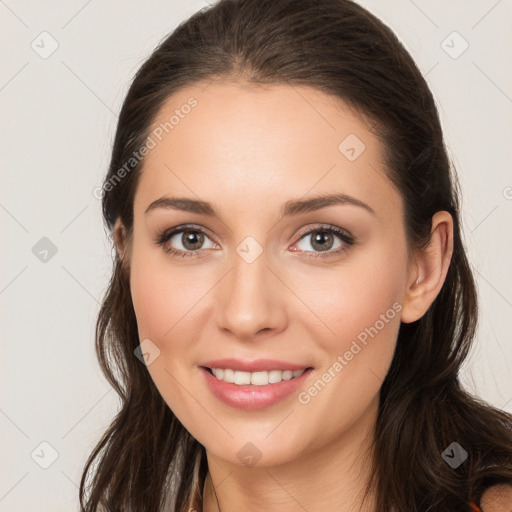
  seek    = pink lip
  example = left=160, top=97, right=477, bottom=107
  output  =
left=200, top=366, right=315, bottom=410
left=200, top=358, right=310, bottom=372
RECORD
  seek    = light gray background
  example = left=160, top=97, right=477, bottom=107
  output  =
left=1, top=1, right=511, bottom=510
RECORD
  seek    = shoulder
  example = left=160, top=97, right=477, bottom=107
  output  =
left=479, top=484, right=512, bottom=511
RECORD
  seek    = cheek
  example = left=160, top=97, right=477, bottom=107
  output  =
left=128, top=249, right=207, bottom=429
left=325, top=274, right=401, bottom=348
left=292, top=250, right=405, bottom=351
left=290, top=250, right=405, bottom=435
left=289, top=250, right=405, bottom=409
left=129, top=247, right=208, bottom=346
left=130, top=264, right=172, bottom=345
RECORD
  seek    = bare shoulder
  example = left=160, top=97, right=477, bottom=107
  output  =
left=480, top=484, right=512, bottom=511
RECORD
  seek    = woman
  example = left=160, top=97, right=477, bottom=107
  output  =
left=80, top=0, right=512, bottom=510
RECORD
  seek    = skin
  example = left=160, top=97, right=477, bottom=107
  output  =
left=114, top=81, right=453, bottom=512
left=480, top=485, right=512, bottom=511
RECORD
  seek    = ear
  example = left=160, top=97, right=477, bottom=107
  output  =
left=400, top=211, right=454, bottom=324
left=113, top=218, right=130, bottom=273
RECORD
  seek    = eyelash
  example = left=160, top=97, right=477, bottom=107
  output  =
left=153, top=223, right=356, bottom=259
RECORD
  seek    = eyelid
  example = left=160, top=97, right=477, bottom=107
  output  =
left=153, top=223, right=217, bottom=244
left=294, top=223, right=353, bottom=241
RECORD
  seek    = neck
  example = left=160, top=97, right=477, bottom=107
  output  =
left=202, top=396, right=378, bottom=512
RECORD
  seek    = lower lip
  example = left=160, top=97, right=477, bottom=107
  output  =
left=200, top=367, right=314, bottom=410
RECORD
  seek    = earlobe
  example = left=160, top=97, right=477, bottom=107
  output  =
left=400, top=211, right=454, bottom=324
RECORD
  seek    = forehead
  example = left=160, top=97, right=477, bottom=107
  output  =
left=134, top=81, right=401, bottom=220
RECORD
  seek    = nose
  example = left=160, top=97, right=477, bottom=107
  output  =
left=215, top=248, right=287, bottom=340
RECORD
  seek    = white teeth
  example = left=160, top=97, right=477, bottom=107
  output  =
left=225, top=369, right=234, bottom=383
left=210, top=367, right=306, bottom=385
left=251, top=371, right=268, bottom=386
left=234, top=371, right=251, bottom=385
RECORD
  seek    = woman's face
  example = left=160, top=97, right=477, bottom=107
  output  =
left=125, top=81, right=415, bottom=467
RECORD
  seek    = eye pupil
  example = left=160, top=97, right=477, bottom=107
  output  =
left=183, top=231, right=204, bottom=250
left=311, top=231, right=333, bottom=251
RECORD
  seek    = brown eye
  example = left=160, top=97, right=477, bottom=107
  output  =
left=295, top=228, right=343, bottom=253
left=309, top=231, right=335, bottom=252
left=292, top=225, right=355, bottom=258
left=154, top=225, right=218, bottom=257
left=180, top=230, right=205, bottom=250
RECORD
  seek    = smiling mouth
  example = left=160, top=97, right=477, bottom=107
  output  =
left=203, top=367, right=313, bottom=386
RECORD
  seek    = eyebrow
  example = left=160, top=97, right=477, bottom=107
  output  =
left=144, top=192, right=376, bottom=218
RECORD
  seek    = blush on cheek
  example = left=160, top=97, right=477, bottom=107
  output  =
left=130, top=270, right=173, bottom=350
left=320, top=290, right=402, bottom=371
left=129, top=259, right=212, bottom=353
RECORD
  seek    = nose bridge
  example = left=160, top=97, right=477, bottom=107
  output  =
left=216, top=243, right=283, bottom=337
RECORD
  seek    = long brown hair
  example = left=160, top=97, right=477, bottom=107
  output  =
left=80, top=0, right=512, bottom=510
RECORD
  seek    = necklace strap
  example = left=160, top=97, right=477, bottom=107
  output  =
left=206, top=472, right=221, bottom=512
left=212, top=480, right=221, bottom=512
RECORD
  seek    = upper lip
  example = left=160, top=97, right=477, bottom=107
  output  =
left=200, top=358, right=312, bottom=372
